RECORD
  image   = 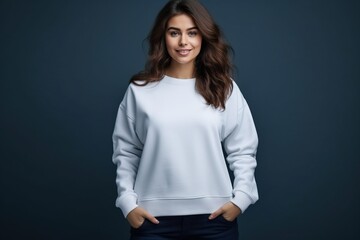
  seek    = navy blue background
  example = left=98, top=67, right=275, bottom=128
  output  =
left=1, top=0, right=359, bottom=239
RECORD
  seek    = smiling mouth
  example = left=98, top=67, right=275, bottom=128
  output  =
left=176, top=49, right=192, bottom=56
left=176, top=49, right=191, bottom=57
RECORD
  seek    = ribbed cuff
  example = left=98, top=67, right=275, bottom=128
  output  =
left=116, top=194, right=138, bottom=218
left=231, top=191, right=253, bottom=213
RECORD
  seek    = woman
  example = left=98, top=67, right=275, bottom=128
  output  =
left=112, top=0, right=259, bottom=239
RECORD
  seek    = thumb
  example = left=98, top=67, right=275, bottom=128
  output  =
left=208, top=208, right=223, bottom=220
left=142, top=210, right=160, bottom=224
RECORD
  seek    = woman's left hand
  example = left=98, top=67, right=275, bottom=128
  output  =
left=208, top=202, right=242, bottom=221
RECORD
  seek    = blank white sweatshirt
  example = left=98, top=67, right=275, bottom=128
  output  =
left=112, top=75, right=259, bottom=218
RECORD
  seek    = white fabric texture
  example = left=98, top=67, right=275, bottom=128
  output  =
left=112, top=75, right=259, bottom=217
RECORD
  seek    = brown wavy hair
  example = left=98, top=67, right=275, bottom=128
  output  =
left=130, top=0, right=234, bottom=110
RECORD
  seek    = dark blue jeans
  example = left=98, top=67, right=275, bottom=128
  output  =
left=130, top=214, right=239, bottom=240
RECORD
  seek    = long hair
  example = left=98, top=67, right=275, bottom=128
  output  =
left=130, top=0, right=234, bottom=110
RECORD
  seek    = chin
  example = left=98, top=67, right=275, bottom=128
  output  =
left=173, top=58, right=196, bottom=65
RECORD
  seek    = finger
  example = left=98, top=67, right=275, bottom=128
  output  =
left=208, top=208, right=223, bottom=220
left=142, top=211, right=160, bottom=224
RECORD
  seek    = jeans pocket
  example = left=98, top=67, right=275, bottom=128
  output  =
left=132, top=219, right=149, bottom=230
left=218, top=215, right=236, bottom=224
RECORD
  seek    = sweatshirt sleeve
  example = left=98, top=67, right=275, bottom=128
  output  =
left=112, top=86, right=143, bottom=218
left=222, top=83, right=259, bottom=213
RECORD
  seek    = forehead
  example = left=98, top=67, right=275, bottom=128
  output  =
left=167, top=14, right=196, bottom=28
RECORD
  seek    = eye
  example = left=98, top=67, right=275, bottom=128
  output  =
left=169, top=31, right=180, bottom=37
left=188, top=31, right=198, bottom=37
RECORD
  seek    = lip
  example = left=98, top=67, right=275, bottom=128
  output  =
left=176, top=49, right=192, bottom=56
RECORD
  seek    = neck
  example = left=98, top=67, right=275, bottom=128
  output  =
left=166, top=61, right=195, bottom=79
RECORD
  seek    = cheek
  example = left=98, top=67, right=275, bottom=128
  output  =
left=165, top=37, right=171, bottom=50
left=198, top=39, right=202, bottom=49
left=165, top=37, right=177, bottom=50
left=192, top=37, right=202, bottom=49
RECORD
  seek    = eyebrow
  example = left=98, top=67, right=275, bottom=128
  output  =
left=167, top=27, right=198, bottom=31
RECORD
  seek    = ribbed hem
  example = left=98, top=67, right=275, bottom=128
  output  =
left=116, top=194, right=138, bottom=218
left=231, top=191, right=255, bottom=213
left=138, top=197, right=231, bottom=217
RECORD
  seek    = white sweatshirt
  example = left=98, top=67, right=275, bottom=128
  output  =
left=112, top=75, right=259, bottom=218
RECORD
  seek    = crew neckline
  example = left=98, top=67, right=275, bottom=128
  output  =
left=161, top=75, right=196, bottom=85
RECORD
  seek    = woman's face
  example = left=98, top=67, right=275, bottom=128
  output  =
left=165, top=14, right=202, bottom=67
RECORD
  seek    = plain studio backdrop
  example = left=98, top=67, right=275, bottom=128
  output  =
left=0, top=0, right=359, bottom=239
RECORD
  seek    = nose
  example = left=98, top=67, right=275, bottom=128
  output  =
left=179, top=34, right=188, bottom=46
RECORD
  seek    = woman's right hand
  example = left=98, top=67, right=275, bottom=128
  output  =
left=126, top=207, right=160, bottom=228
